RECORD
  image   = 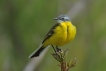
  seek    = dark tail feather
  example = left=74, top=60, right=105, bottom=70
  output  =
left=29, top=45, right=45, bottom=58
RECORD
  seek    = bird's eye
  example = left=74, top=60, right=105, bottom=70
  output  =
left=61, top=18, right=64, bottom=20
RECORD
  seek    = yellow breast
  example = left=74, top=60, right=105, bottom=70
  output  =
left=65, top=22, right=76, bottom=44
left=43, top=21, right=76, bottom=46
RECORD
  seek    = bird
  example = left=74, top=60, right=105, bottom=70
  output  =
left=29, top=15, right=76, bottom=58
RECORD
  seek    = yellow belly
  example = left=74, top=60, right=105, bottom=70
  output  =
left=43, top=21, right=76, bottom=46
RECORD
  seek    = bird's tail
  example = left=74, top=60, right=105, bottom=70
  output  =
left=29, top=45, right=46, bottom=58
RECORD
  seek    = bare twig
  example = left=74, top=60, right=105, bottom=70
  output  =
left=52, top=49, right=78, bottom=71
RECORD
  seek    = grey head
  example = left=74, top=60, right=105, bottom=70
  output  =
left=54, top=15, right=70, bottom=23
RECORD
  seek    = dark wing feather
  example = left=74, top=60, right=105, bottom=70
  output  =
left=42, top=23, right=60, bottom=44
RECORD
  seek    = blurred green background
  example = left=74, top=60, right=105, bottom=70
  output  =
left=0, top=0, right=106, bottom=71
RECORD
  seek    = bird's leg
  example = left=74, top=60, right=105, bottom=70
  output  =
left=51, top=45, right=56, bottom=52
left=56, top=46, right=61, bottom=52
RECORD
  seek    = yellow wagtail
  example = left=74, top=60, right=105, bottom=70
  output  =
left=29, top=15, right=76, bottom=58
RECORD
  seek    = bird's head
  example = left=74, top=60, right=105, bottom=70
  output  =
left=54, top=15, right=70, bottom=23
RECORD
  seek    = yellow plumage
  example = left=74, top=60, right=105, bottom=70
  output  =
left=43, top=21, right=76, bottom=46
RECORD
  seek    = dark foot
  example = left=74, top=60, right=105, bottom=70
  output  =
left=56, top=46, right=61, bottom=52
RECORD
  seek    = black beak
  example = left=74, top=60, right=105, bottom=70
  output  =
left=54, top=18, right=58, bottom=20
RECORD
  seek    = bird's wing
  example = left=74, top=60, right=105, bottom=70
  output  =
left=42, top=23, right=60, bottom=44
